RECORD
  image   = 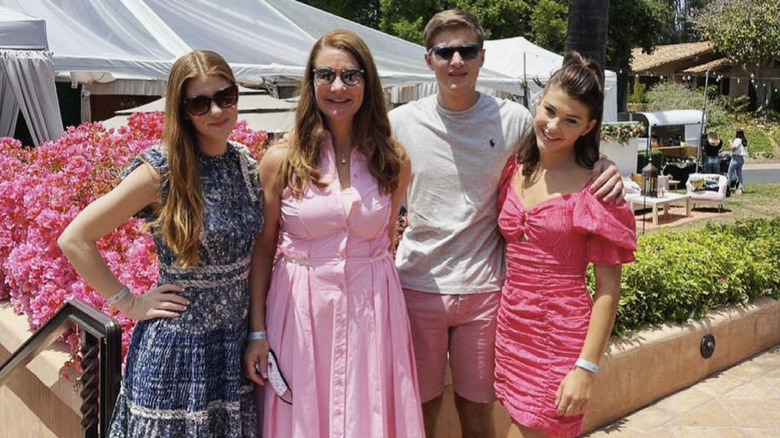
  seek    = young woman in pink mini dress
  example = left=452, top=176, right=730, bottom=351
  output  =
left=495, top=52, right=637, bottom=438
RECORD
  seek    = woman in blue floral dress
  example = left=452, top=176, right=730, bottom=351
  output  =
left=59, top=50, right=262, bottom=437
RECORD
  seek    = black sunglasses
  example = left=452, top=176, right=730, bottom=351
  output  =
left=429, top=44, right=482, bottom=61
left=182, top=84, right=239, bottom=116
left=312, top=67, right=365, bottom=87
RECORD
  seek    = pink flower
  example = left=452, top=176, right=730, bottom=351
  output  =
left=0, top=116, right=269, bottom=370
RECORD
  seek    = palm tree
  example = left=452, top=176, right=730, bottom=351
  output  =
left=565, top=0, right=609, bottom=73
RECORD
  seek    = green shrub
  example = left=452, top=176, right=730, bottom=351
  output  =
left=745, top=128, right=775, bottom=159
left=629, top=83, right=649, bottom=104
left=588, top=218, right=780, bottom=337
left=637, top=149, right=663, bottom=173
left=721, top=95, right=751, bottom=114
left=645, top=82, right=727, bottom=127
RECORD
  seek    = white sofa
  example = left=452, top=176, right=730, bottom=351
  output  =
left=686, top=173, right=728, bottom=211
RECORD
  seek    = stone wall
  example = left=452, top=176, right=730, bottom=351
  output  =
left=2, top=297, right=779, bottom=437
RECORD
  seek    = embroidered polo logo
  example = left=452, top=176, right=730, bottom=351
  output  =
left=489, top=138, right=495, bottom=147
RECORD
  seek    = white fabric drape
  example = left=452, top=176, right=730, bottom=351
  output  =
left=0, top=66, right=20, bottom=137
left=80, top=87, right=91, bottom=124
left=0, top=49, right=63, bottom=144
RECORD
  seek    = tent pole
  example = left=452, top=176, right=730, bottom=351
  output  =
left=696, top=70, right=709, bottom=173
left=522, top=53, right=529, bottom=107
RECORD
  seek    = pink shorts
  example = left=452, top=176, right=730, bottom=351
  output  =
left=403, top=288, right=500, bottom=403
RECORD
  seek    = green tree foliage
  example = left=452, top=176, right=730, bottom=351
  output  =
left=300, top=0, right=382, bottom=29
left=609, top=0, right=669, bottom=111
left=378, top=0, right=533, bottom=46
left=307, top=0, right=668, bottom=111
left=693, top=0, right=780, bottom=110
left=645, top=82, right=727, bottom=127
left=608, top=0, right=669, bottom=69
left=529, top=0, right=567, bottom=54
left=662, top=0, right=708, bottom=44
left=306, top=0, right=668, bottom=80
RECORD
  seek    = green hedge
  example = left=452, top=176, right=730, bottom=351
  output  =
left=588, top=218, right=780, bottom=337
left=637, top=149, right=663, bottom=173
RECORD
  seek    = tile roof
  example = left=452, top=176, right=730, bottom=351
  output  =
left=683, top=57, right=732, bottom=74
left=631, top=41, right=713, bottom=72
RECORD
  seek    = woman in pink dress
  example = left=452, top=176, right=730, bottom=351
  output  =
left=243, top=30, right=425, bottom=437
left=494, top=52, right=637, bottom=438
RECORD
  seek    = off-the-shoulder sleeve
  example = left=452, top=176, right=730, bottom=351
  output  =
left=497, top=156, right=519, bottom=210
left=122, top=145, right=168, bottom=221
left=573, top=191, right=637, bottom=265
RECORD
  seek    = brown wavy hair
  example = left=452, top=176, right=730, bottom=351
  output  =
left=153, top=50, right=236, bottom=267
left=282, top=29, right=406, bottom=198
left=516, top=51, right=604, bottom=176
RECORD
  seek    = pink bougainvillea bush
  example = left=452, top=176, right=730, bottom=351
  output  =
left=0, top=112, right=269, bottom=371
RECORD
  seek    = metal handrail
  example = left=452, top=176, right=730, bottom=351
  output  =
left=0, top=299, right=122, bottom=438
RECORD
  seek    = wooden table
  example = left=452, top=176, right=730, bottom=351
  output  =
left=626, top=193, right=691, bottom=225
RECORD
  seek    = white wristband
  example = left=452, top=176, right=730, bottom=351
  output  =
left=106, top=285, right=130, bottom=306
left=248, top=331, right=267, bottom=341
left=575, top=358, right=599, bottom=374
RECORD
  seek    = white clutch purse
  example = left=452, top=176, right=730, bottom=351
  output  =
left=267, top=349, right=292, bottom=404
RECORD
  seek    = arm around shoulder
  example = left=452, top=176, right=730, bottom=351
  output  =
left=590, top=159, right=624, bottom=202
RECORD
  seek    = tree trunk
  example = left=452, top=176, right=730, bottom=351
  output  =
left=750, top=68, right=774, bottom=112
left=617, top=59, right=630, bottom=114
left=565, top=0, right=610, bottom=72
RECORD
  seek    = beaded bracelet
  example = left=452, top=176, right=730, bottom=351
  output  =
left=106, top=285, right=130, bottom=306
left=575, top=358, right=599, bottom=374
left=247, top=331, right=267, bottom=341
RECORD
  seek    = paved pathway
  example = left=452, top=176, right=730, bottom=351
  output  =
left=584, top=344, right=780, bottom=437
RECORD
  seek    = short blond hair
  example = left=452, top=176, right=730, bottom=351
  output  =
left=423, top=9, right=484, bottom=50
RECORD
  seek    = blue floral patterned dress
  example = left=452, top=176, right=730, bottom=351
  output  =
left=108, top=142, right=263, bottom=437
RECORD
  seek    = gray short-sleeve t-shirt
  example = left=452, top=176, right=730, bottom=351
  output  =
left=390, top=93, right=532, bottom=294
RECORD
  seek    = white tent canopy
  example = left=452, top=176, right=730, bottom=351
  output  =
left=0, top=5, right=47, bottom=49
left=0, top=5, right=63, bottom=143
left=0, top=0, right=522, bottom=128
left=483, top=37, right=618, bottom=122
left=104, top=90, right=298, bottom=134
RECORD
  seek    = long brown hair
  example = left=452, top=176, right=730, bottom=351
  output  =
left=154, top=50, right=236, bottom=267
left=282, top=29, right=405, bottom=198
left=516, top=51, right=604, bottom=176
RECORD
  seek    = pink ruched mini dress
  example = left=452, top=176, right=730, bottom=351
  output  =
left=494, top=160, right=636, bottom=438
left=262, top=134, right=424, bottom=438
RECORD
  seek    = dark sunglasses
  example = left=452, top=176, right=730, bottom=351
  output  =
left=312, top=67, right=365, bottom=87
left=429, top=44, right=482, bottom=61
left=182, top=84, right=239, bottom=116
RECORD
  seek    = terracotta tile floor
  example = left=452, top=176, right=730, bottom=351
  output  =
left=585, top=344, right=780, bottom=437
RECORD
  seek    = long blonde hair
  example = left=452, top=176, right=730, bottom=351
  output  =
left=153, top=50, right=236, bottom=267
left=282, top=29, right=405, bottom=198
